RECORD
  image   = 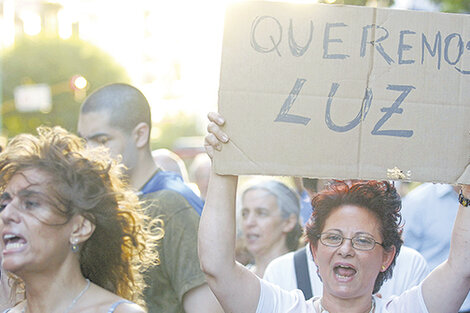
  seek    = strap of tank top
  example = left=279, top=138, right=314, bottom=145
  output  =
left=107, top=300, right=133, bottom=313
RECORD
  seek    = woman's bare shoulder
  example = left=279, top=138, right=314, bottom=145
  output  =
left=111, top=301, right=145, bottom=313
left=81, top=284, right=144, bottom=313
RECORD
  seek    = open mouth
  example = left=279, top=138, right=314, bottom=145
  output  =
left=245, top=233, right=260, bottom=242
left=333, top=264, right=357, bottom=279
left=3, top=233, right=27, bottom=251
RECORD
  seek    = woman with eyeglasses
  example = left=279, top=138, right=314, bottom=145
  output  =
left=199, top=111, right=470, bottom=313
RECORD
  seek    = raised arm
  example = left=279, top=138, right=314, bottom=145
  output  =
left=183, top=283, right=224, bottom=313
left=422, top=185, right=470, bottom=313
left=198, top=112, right=260, bottom=313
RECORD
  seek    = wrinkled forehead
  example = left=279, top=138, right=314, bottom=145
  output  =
left=242, top=188, right=277, bottom=205
left=5, top=169, right=51, bottom=193
left=322, top=204, right=382, bottom=238
left=2, top=169, right=71, bottom=225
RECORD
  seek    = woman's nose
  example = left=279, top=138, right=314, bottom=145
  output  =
left=337, top=238, right=355, bottom=257
left=243, top=213, right=257, bottom=227
left=0, top=199, right=21, bottom=224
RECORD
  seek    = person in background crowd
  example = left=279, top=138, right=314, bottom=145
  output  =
left=0, top=126, right=162, bottom=313
left=77, top=83, right=222, bottom=313
left=152, top=148, right=190, bottom=183
left=401, top=182, right=470, bottom=312
left=240, top=179, right=303, bottom=277
left=199, top=111, right=470, bottom=313
left=152, top=148, right=200, bottom=196
left=189, top=153, right=211, bottom=201
left=293, top=177, right=321, bottom=225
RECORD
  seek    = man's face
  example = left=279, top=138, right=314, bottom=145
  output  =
left=77, top=111, right=137, bottom=171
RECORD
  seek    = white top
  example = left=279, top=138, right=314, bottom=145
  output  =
left=0, top=266, right=13, bottom=311
left=256, top=278, right=429, bottom=313
left=263, top=245, right=429, bottom=299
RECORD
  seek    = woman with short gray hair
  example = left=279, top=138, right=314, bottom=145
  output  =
left=240, top=179, right=303, bottom=277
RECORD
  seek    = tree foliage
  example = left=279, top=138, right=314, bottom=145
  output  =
left=317, top=0, right=394, bottom=6
left=431, top=0, right=469, bottom=13
left=1, top=37, right=130, bottom=137
left=150, top=112, right=204, bottom=151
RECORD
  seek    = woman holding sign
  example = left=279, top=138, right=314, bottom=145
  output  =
left=199, top=111, right=470, bottom=313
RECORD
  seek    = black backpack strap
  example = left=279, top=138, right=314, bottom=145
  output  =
left=293, top=246, right=313, bottom=300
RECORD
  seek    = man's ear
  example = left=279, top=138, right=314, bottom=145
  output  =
left=133, top=122, right=150, bottom=149
left=69, top=215, right=96, bottom=245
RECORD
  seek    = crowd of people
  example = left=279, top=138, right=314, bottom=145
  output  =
left=0, top=83, right=468, bottom=313
left=200, top=112, right=470, bottom=313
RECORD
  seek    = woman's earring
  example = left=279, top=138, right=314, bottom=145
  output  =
left=381, top=265, right=386, bottom=272
left=71, top=238, right=79, bottom=253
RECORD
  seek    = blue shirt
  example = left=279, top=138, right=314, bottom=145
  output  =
left=299, top=190, right=313, bottom=226
left=139, top=169, right=204, bottom=215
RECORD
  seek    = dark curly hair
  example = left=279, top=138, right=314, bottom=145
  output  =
left=305, top=180, right=403, bottom=294
left=0, top=126, right=163, bottom=306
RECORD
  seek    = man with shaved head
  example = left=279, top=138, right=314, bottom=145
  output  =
left=78, top=83, right=221, bottom=313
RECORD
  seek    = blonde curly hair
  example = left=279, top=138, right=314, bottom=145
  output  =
left=0, top=126, right=163, bottom=307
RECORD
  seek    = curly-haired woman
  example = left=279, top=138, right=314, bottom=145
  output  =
left=0, top=126, right=163, bottom=313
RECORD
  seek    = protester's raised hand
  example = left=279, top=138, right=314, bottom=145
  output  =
left=205, top=112, right=229, bottom=159
left=461, top=185, right=470, bottom=200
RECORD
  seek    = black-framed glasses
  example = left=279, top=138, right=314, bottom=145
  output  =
left=317, top=232, right=384, bottom=251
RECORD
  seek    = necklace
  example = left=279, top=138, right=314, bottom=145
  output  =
left=21, top=278, right=90, bottom=313
left=317, top=297, right=375, bottom=313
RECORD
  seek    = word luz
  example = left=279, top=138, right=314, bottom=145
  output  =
left=274, top=78, right=415, bottom=138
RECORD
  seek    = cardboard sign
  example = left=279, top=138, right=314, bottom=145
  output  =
left=215, top=1, right=470, bottom=184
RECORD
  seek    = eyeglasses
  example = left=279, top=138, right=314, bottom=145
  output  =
left=317, top=232, right=384, bottom=251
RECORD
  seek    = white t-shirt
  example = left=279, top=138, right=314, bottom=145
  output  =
left=256, top=278, right=429, bottom=313
left=263, top=245, right=429, bottom=299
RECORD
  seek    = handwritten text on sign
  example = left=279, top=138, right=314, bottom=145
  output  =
left=217, top=1, right=470, bottom=184
left=249, top=15, right=470, bottom=138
